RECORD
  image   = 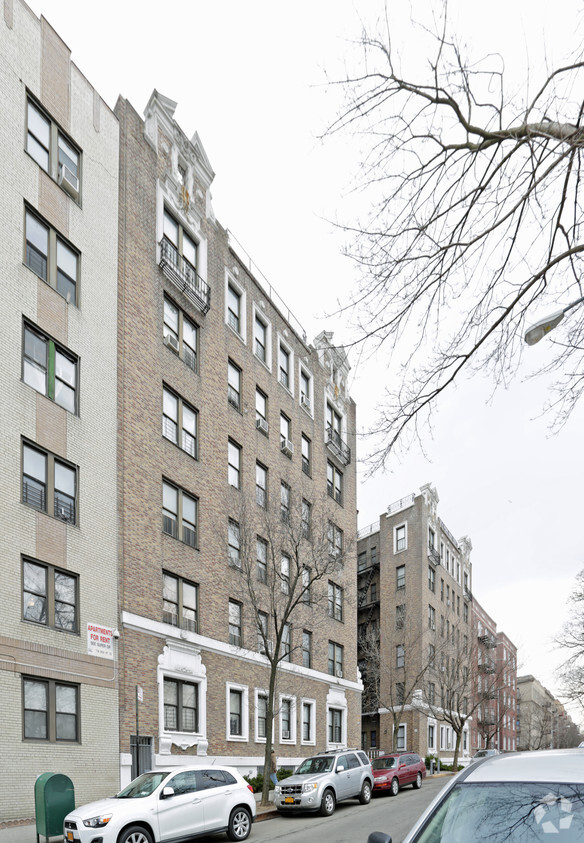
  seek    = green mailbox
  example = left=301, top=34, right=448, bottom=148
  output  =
left=35, top=772, right=75, bottom=841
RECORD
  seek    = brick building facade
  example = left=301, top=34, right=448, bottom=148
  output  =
left=0, top=0, right=120, bottom=822
left=114, top=90, right=361, bottom=784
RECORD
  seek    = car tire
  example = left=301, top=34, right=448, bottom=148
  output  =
left=320, top=788, right=336, bottom=816
left=359, top=780, right=372, bottom=804
left=118, top=826, right=154, bottom=843
left=389, top=777, right=399, bottom=797
left=227, top=806, right=252, bottom=841
left=413, top=772, right=422, bottom=790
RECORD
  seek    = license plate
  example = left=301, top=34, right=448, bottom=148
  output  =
left=284, top=796, right=294, bottom=803
left=66, top=833, right=74, bottom=842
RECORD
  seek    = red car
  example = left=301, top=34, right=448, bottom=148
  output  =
left=371, top=752, right=426, bottom=796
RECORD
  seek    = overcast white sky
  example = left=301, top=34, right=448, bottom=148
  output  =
left=26, top=0, right=584, bottom=718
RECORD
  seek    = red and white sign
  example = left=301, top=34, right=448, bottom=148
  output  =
left=87, top=623, right=115, bottom=659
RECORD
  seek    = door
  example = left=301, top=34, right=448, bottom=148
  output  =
left=157, top=769, right=205, bottom=841
left=195, top=769, right=238, bottom=832
left=130, top=735, right=152, bottom=779
left=334, top=755, right=353, bottom=799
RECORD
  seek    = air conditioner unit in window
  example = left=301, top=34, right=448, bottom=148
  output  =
left=280, top=438, right=294, bottom=457
left=164, top=333, right=180, bottom=353
left=335, top=668, right=343, bottom=679
left=300, top=395, right=311, bottom=412
left=256, top=417, right=269, bottom=434
left=281, top=730, right=290, bottom=740
left=58, top=163, right=79, bottom=199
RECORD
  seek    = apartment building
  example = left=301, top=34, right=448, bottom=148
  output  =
left=114, top=90, right=360, bottom=783
left=358, top=484, right=473, bottom=762
left=471, top=601, right=517, bottom=753
left=0, top=0, right=120, bottom=822
left=517, top=675, right=562, bottom=751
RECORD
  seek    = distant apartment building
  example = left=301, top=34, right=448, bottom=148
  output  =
left=0, top=0, right=120, bottom=823
left=517, top=675, right=579, bottom=750
left=357, top=484, right=473, bottom=762
left=113, top=90, right=361, bottom=783
left=471, top=601, right=517, bottom=753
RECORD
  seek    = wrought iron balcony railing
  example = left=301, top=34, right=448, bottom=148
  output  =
left=325, top=426, right=351, bottom=465
left=159, top=238, right=210, bottom=314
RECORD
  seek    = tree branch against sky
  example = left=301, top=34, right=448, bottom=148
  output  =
left=326, top=3, right=584, bottom=468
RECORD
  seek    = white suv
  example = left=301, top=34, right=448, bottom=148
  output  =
left=274, top=748, right=373, bottom=816
left=63, top=765, right=256, bottom=843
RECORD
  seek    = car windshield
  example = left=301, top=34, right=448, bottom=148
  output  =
left=372, top=758, right=397, bottom=770
left=116, top=771, right=171, bottom=798
left=414, top=781, right=584, bottom=842
left=296, top=757, right=335, bottom=775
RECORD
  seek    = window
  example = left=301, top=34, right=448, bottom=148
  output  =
left=441, top=615, right=445, bottom=637
left=301, top=434, right=311, bottom=476
left=302, top=631, right=312, bottom=669
left=328, top=708, right=343, bottom=744
left=328, top=582, right=343, bottom=621
left=429, top=643, right=435, bottom=666
left=280, top=697, right=293, bottom=740
left=229, top=600, right=242, bottom=647
left=396, top=644, right=405, bottom=669
left=300, top=368, right=312, bottom=412
left=464, top=602, right=469, bottom=623
left=328, top=522, right=343, bottom=559
left=23, top=677, right=79, bottom=741
left=162, top=480, right=197, bottom=547
left=428, top=682, right=436, bottom=705
left=228, top=519, right=240, bottom=567
left=301, top=566, right=311, bottom=604
left=228, top=439, right=241, bottom=488
left=26, top=98, right=80, bottom=197
left=280, top=482, right=290, bottom=523
left=280, top=623, right=291, bottom=662
left=280, top=554, right=290, bottom=594
left=162, top=387, right=197, bottom=458
left=302, top=700, right=314, bottom=742
left=396, top=604, right=405, bottom=629
left=278, top=342, right=291, bottom=390
left=370, top=730, right=377, bottom=748
left=164, top=678, right=198, bottom=732
left=396, top=724, right=406, bottom=750
left=280, top=413, right=293, bottom=456
left=162, top=573, right=198, bottom=632
left=257, top=611, right=268, bottom=654
left=25, top=209, right=79, bottom=305
left=227, top=360, right=241, bottom=411
left=254, top=313, right=268, bottom=362
left=428, top=604, right=436, bottom=630
left=255, top=462, right=267, bottom=507
left=255, top=387, right=268, bottom=433
left=429, top=527, right=435, bottom=549
left=256, top=537, right=268, bottom=583
left=227, top=283, right=242, bottom=334
left=161, top=209, right=207, bottom=312
left=327, top=461, right=343, bottom=504
left=163, top=297, right=198, bottom=371
left=23, top=324, right=77, bottom=413
left=229, top=688, right=243, bottom=736
left=328, top=641, right=343, bottom=677
left=326, top=402, right=342, bottom=446
left=371, top=546, right=377, bottom=566
left=257, top=693, right=268, bottom=739
left=394, top=523, right=407, bottom=552
left=358, top=551, right=367, bottom=572
left=301, top=498, right=312, bottom=539
left=22, top=442, right=77, bottom=524
left=23, top=559, right=77, bottom=632
left=428, top=565, right=435, bottom=592
left=396, top=565, right=405, bottom=590
left=396, top=682, right=405, bottom=705
left=428, top=723, right=435, bottom=749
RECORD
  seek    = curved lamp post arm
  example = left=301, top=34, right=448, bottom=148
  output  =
left=524, top=294, right=584, bottom=345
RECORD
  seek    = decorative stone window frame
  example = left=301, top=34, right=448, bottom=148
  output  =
left=427, top=717, right=437, bottom=751
left=157, top=640, right=207, bottom=755
left=279, top=693, right=296, bottom=744
left=300, top=698, right=317, bottom=746
left=226, top=681, right=249, bottom=742
left=326, top=686, right=348, bottom=750
left=254, top=688, right=273, bottom=744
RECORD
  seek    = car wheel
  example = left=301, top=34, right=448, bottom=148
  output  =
left=227, top=806, right=252, bottom=841
left=413, top=772, right=422, bottom=790
left=359, top=780, right=372, bottom=804
left=389, top=777, right=399, bottom=797
left=320, top=788, right=336, bottom=816
left=118, top=827, right=154, bottom=843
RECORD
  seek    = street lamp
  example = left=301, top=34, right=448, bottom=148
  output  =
left=524, top=294, right=584, bottom=345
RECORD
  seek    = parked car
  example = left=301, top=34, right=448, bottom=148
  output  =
left=371, top=752, right=426, bottom=796
left=469, top=747, right=500, bottom=763
left=274, top=748, right=374, bottom=816
left=63, top=765, right=256, bottom=843
left=366, top=748, right=584, bottom=842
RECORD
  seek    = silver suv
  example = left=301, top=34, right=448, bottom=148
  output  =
left=274, top=748, right=373, bottom=816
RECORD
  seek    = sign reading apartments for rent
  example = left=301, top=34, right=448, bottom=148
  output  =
left=87, top=623, right=115, bottom=659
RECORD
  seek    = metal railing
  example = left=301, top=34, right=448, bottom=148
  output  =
left=386, top=493, right=416, bottom=516
left=325, top=426, right=351, bottom=465
left=438, top=517, right=460, bottom=551
left=159, top=238, right=210, bottom=314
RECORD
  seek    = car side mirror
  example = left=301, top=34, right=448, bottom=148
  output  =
left=161, top=786, right=175, bottom=799
left=336, top=765, right=345, bottom=773
left=367, top=834, right=392, bottom=843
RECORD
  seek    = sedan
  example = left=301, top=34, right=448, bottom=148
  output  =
left=366, top=748, right=584, bottom=842
left=63, top=765, right=256, bottom=843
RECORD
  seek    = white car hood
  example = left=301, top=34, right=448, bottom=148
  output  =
left=69, top=795, right=152, bottom=820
